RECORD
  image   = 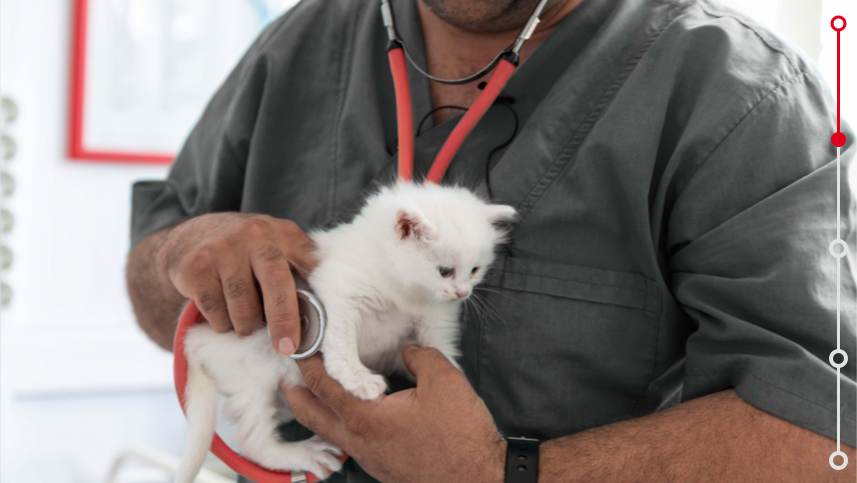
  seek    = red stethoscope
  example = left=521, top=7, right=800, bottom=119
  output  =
left=173, top=1, right=549, bottom=481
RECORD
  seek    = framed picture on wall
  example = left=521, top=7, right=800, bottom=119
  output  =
left=69, top=0, right=296, bottom=163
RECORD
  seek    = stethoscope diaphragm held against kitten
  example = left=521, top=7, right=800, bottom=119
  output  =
left=284, top=279, right=326, bottom=360
left=172, top=1, right=548, bottom=481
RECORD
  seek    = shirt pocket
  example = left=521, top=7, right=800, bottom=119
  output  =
left=463, top=257, right=662, bottom=440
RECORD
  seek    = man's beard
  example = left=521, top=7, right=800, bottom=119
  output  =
left=420, top=0, right=560, bottom=33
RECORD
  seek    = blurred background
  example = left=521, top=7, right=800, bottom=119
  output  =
left=0, top=0, right=854, bottom=482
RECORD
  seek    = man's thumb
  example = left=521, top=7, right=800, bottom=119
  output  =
left=402, top=345, right=456, bottom=383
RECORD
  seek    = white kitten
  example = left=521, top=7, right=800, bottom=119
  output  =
left=175, top=182, right=516, bottom=482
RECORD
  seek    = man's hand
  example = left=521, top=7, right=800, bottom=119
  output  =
left=154, top=213, right=317, bottom=355
left=281, top=346, right=506, bottom=483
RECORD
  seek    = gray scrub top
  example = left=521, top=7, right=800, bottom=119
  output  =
left=130, top=0, right=857, bottom=481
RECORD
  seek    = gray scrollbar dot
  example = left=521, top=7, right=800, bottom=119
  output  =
left=0, top=97, right=18, bottom=125
left=0, top=282, right=10, bottom=307
left=1, top=134, right=15, bottom=160
left=0, top=246, right=11, bottom=270
left=0, top=209, right=13, bottom=234
left=1, top=172, right=14, bottom=197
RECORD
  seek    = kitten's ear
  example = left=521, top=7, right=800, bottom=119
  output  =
left=485, top=204, right=517, bottom=224
left=395, top=207, right=436, bottom=243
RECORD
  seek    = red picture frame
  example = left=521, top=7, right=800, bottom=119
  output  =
left=69, top=0, right=174, bottom=164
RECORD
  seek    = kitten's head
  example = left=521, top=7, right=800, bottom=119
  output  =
left=374, top=183, right=516, bottom=302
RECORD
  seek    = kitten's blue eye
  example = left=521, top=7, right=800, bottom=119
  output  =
left=439, top=267, right=454, bottom=277
left=471, top=267, right=479, bottom=275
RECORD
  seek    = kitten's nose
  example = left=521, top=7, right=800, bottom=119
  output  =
left=455, top=288, right=470, bottom=299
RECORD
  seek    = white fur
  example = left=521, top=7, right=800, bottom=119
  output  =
left=175, top=182, right=515, bottom=482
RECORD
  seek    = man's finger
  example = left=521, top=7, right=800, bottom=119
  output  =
left=251, top=247, right=300, bottom=356
left=295, top=355, right=370, bottom=417
left=281, top=383, right=346, bottom=445
left=192, top=278, right=231, bottom=333
left=220, top=266, right=264, bottom=337
left=402, top=345, right=461, bottom=388
left=280, top=223, right=319, bottom=280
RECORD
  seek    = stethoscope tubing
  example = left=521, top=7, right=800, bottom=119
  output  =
left=389, top=42, right=519, bottom=184
left=389, top=45, right=414, bottom=183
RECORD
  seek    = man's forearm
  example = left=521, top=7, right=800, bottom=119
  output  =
left=539, top=389, right=852, bottom=482
left=126, top=228, right=186, bottom=352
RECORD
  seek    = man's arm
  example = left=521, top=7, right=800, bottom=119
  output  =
left=125, top=213, right=318, bottom=354
left=283, top=346, right=854, bottom=483
left=126, top=227, right=186, bottom=351
left=540, top=389, right=852, bottom=482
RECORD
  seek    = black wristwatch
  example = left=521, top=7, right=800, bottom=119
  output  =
left=504, top=437, right=540, bottom=483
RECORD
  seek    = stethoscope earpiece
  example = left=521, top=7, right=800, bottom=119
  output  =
left=380, top=0, right=549, bottom=85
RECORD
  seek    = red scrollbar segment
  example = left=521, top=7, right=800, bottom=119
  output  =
left=426, top=58, right=517, bottom=184
left=388, top=46, right=414, bottom=182
left=831, top=15, right=847, bottom=148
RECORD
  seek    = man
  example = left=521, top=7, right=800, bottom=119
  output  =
left=126, top=0, right=857, bottom=481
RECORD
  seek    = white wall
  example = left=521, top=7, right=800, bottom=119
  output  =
left=0, top=0, right=188, bottom=481
left=0, top=0, right=291, bottom=478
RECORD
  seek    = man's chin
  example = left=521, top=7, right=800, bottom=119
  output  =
left=420, top=0, right=542, bottom=33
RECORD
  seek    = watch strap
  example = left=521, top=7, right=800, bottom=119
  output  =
left=505, top=437, right=539, bottom=483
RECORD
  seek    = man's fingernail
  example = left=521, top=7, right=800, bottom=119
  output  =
left=278, top=338, right=296, bottom=356
left=404, top=344, right=419, bottom=352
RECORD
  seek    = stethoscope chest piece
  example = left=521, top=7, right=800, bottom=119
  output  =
left=290, top=289, right=326, bottom=359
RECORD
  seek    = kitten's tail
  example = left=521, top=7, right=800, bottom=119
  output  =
left=174, top=362, right=219, bottom=483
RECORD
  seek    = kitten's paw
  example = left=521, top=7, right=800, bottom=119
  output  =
left=341, top=372, right=387, bottom=400
left=306, top=435, right=344, bottom=457
left=302, top=436, right=344, bottom=478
